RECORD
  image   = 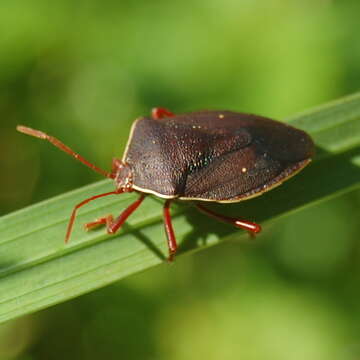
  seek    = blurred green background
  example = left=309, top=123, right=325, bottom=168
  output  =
left=1, top=0, right=360, bottom=359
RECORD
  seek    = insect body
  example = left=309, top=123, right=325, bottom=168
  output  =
left=17, top=108, right=314, bottom=261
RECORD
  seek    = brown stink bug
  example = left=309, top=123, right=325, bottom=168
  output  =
left=17, top=107, right=314, bottom=261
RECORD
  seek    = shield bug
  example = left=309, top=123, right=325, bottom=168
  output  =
left=17, top=108, right=314, bottom=261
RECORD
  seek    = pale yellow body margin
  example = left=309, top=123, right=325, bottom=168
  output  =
left=130, top=159, right=312, bottom=203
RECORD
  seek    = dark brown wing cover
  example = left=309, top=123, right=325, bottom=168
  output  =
left=124, top=111, right=314, bottom=201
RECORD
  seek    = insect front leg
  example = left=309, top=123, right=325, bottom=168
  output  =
left=85, top=194, right=146, bottom=235
left=84, top=215, right=114, bottom=231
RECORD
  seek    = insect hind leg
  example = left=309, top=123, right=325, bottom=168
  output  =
left=195, top=203, right=261, bottom=235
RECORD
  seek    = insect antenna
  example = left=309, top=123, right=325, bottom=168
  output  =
left=16, top=125, right=114, bottom=179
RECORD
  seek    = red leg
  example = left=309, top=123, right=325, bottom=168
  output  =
left=195, top=203, right=261, bottom=235
left=163, top=200, right=177, bottom=262
left=17, top=126, right=113, bottom=179
left=85, top=194, right=146, bottom=234
left=151, top=107, right=174, bottom=119
left=65, top=190, right=125, bottom=243
left=84, top=215, right=114, bottom=231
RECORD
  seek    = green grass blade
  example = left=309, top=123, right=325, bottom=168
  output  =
left=288, top=92, right=360, bottom=155
left=1, top=93, right=360, bottom=323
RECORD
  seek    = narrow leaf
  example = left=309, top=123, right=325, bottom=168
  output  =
left=0, top=93, right=360, bottom=323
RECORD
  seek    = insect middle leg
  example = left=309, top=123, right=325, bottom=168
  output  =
left=195, top=203, right=261, bottom=235
left=151, top=107, right=174, bottom=119
left=163, top=200, right=177, bottom=262
left=85, top=194, right=146, bottom=234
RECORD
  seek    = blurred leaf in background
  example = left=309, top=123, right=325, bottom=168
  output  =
left=0, top=0, right=360, bottom=359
